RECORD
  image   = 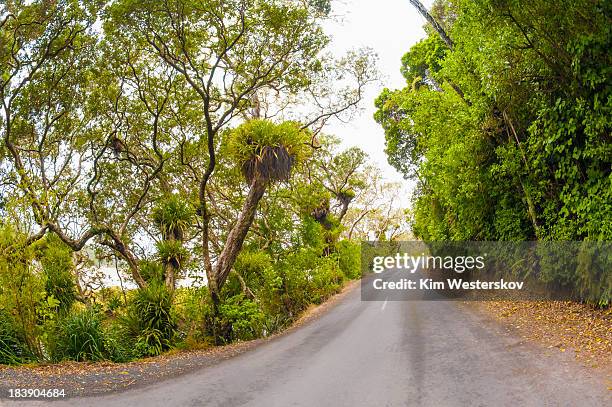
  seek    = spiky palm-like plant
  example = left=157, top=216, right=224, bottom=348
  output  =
left=152, top=195, right=194, bottom=290
left=156, top=240, right=190, bottom=271
left=152, top=195, right=194, bottom=241
left=226, top=119, right=311, bottom=185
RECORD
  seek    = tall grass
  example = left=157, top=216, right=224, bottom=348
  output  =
left=120, top=282, right=177, bottom=357
left=52, top=308, right=106, bottom=362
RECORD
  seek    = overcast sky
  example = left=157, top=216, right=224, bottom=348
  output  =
left=323, top=0, right=434, bottom=203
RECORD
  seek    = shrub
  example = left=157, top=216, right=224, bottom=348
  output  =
left=273, top=248, right=344, bottom=314
left=121, top=282, right=177, bottom=357
left=218, top=295, right=265, bottom=342
left=52, top=308, right=106, bottom=362
left=234, top=251, right=272, bottom=280
left=0, top=226, right=47, bottom=360
left=275, top=250, right=313, bottom=316
left=0, top=310, right=33, bottom=365
left=175, top=286, right=212, bottom=343
left=106, top=294, right=123, bottom=313
left=38, top=235, right=77, bottom=315
left=308, top=257, right=344, bottom=304
left=299, top=216, right=326, bottom=253
left=336, top=240, right=361, bottom=279
left=262, top=313, right=292, bottom=336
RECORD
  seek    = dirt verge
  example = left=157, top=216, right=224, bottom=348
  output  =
left=468, top=300, right=611, bottom=376
left=0, top=280, right=360, bottom=399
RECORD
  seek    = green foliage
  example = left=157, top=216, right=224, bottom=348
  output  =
left=218, top=295, right=266, bottom=342
left=175, top=286, right=212, bottom=343
left=0, top=226, right=47, bottom=360
left=37, top=235, right=77, bottom=315
left=309, top=0, right=332, bottom=16
left=0, top=0, right=374, bottom=361
left=0, top=310, right=33, bottom=365
left=0, top=0, right=374, bottom=365
left=276, top=248, right=344, bottom=313
left=234, top=251, right=273, bottom=278
left=335, top=240, right=361, bottom=279
left=400, top=34, right=447, bottom=83
left=299, top=216, right=327, bottom=252
left=106, top=295, right=123, bottom=313
left=139, top=261, right=164, bottom=284
left=52, top=308, right=107, bottom=362
left=103, top=321, right=137, bottom=363
left=50, top=307, right=137, bottom=363
left=375, top=0, right=611, bottom=303
left=225, top=119, right=312, bottom=183
left=122, top=283, right=177, bottom=357
left=156, top=240, right=190, bottom=270
left=308, top=257, right=344, bottom=304
left=152, top=195, right=195, bottom=240
left=98, top=287, right=125, bottom=314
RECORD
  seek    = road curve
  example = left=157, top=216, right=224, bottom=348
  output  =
left=9, top=276, right=610, bottom=407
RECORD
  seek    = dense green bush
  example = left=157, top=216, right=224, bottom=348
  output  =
left=121, top=282, right=177, bottom=357
left=218, top=294, right=266, bottom=342
left=38, top=236, right=77, bottom=316
left=51, top=308, right=107, bottom=362
left=0, top=226, right=48, bottom=360
left=335, top=240, right=361, bottom=279
left=274, top=248, right=344, bottom=314
left=101, top=321, right=136, bottom=362
left=174, top=286, right=212, bottom=344
left=308, top=257, right=344, bottom=304
left=374, top=0, right=611, bottom=304
left=0, top=310, right=33, bottom=365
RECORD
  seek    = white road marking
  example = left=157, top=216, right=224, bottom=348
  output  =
left=381, top=298, right=388, bottom=311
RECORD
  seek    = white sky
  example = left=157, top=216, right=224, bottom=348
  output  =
left=323, top=0, right=434, bottom=204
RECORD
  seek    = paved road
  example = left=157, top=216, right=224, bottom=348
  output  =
left=9, top=275, right=610, bottom=407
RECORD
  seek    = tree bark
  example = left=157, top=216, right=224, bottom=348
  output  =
left=164, top=263, right=176, bottom=291
left=212, top=176, right=269, bottom=295
left=408, top=0, right=469, bottom=104
left=409, top=0, right=454, bottom=49
left=337, top=196, right=352, bottom=224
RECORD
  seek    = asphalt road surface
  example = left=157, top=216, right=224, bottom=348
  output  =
left=7, top=275, right=610, bottom=407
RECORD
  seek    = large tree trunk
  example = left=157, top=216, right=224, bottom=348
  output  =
left=211, top=176, right=269, bottom=295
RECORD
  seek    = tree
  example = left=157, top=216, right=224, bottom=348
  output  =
left=2, top=1, right=377, bottom=310
left=105, top=0, right=377, bottom=303
left=341, top=168, right=410, bottom=241
left=377, top=0, right=611, bottom=303
left=408, top=0, right=453, bottom=49
left=308, top=136, right=368, bottom=224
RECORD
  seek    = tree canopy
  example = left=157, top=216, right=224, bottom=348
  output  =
left=0, top=0, right=396, bottom=360
left=375, top=0, right=611, bottom=303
